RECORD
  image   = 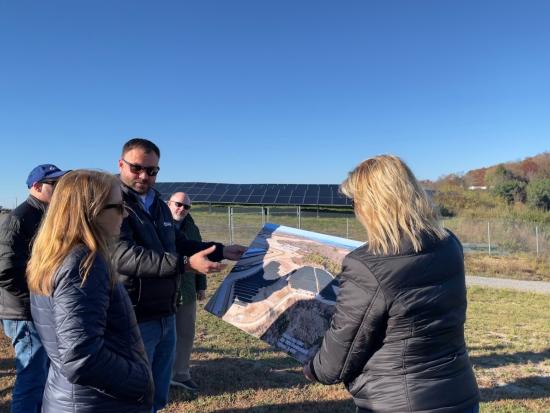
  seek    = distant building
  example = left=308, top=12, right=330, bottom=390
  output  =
left=468, top=186, right=487, bottom=190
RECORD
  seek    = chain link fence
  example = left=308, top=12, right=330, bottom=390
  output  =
left=191, top=205, right=549, bottom=258
left=2, top=207, right=548, bottom=257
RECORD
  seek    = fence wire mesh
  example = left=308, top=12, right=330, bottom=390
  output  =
left=191, top=206, right=549, bottom=258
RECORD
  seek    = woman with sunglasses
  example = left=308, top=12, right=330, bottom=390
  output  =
left=27, top=170, right=154, bottom=413
left=304, top=155, right=479, bottom=413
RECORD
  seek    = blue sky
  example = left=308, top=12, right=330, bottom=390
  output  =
left=1, top=1, right=549, bottom=208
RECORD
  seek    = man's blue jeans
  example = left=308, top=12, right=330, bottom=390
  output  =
left=139, top=314, right=177, bottom=413
left=2, top=319, right=49, bottom=413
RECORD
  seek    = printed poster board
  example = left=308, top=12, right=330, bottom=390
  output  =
left=205, top=223, right=363, bottom=363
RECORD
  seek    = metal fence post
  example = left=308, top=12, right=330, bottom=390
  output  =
left=487, top=221, right=491, bottom=255
left=346, top=218, right=349, bottom=239
left=536, top=226, right=539, bottom=258
left=227, top=206, right=233, bottom=244
left=231, top=207, right=235, bottom=244
left=261, top=206, right=264, bottom=225
left=297, top=205, right=301, bottom=229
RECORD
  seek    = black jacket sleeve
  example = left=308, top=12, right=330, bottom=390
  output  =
left=112, top=217, right=184, bottom=278
left=54, top=257, right=153, bottom=403
left=0, top=214, right=30, bottom=298
left=311, top=255, right=387, bottom=385
left=174, top=229, right=225, bottom=263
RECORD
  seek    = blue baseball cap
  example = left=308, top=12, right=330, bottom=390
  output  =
left=26, top=164, right=70, bottom=188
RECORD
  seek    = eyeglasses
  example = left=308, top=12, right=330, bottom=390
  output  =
left=170, top=201, right=191, bottom=210
left=122, top=159, right=160, bottom=177
left=103, top=203, right=126, bottom=215
left=40, top=180, right=57, bottom=186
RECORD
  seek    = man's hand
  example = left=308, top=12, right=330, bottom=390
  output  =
left=187, top=245, right=227, bottom=274
left=223, top=244, right=247, bottom=261
left=197, top=290, right=206, bottom=301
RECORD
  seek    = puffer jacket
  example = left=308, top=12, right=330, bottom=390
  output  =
left=112, top=184, right=224, bottom=322
left=0, top=195, right=46, bottom=320
left=310, top=231, right=479, bottom=412
left=30, top=246, right=154, bottom=413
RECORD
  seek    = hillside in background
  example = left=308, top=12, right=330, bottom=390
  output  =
left=423, top=152, right=550, bottom=223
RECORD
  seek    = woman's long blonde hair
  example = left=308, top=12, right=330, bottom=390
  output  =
left=341, top=155, right=446, bottom=255
left=27, top=170, right=118, bottom=295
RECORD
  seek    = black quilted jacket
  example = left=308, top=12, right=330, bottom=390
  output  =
left=112, top=183, right=224, bottom=322
left=0, top=196, right=46, bottom=320
left=310, top=231, right=479, bottom=412
left=30, top=246, right=154, bottom=412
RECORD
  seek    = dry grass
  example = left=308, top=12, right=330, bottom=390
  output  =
left=465, top=287, right=550, bottom=412
left=0, top=280, right=548, bottom=412
left=465, top=254, right=550, bottom=282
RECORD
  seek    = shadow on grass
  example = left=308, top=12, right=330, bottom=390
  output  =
left=0, top=385, right=13, bottom=413
left=471, top=348, right=550, bottom=368
left=212, top=399, right=356, bottom=412
left=481, top=376, right=550, bottom=401
left=171, top=356, right=305, bottom=401
left=0, top=357, right=14, bottom=377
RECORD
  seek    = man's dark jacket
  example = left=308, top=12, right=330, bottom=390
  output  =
left=310, top=231, right=479, bottom=412
left=0, top=195, right=46, bottom=320
left=31, top=246, right=154, bottom=412
left=112, top=184, right=224, bottom=322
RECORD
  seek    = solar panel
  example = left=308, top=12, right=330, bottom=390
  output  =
left=154, top=182, right=353, bottom=208
left=262, top=195, right=277, bottom=204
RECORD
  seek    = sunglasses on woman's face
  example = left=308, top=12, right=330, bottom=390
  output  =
left=122, top=158, right=160, bottom=177
left=103, top=203, right=126, bottom=215
left=171, top=201, right=191, bottom=210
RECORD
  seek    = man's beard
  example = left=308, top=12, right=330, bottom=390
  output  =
left=131, top=179, right=150, bottom=194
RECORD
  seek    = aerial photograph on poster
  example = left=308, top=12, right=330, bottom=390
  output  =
left=205, top=223, right=363, bottom=363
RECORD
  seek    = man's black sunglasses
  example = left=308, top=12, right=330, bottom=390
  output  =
left=40, top=180, right=58, bottom=186
left=103, top=203, right=126, bottom=215
left=122, top=159, right=160, bottom=177
left=170, top=201, right=191, bottom=210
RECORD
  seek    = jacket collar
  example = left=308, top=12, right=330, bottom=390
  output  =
left=26, top=195, right=47, bottom=212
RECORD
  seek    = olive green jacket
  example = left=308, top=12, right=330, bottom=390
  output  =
left=176, top=214, right=207, bottom=305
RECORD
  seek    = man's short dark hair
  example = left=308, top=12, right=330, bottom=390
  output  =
left=122, top=138, right=161, bottom=158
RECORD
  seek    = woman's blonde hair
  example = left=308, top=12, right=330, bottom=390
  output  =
left=340, top=155, right=446, bottom=255
left=27, top=170, right=118, bottom=295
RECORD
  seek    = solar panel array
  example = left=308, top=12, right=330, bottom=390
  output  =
left=154, top=182, right=352, bottom=207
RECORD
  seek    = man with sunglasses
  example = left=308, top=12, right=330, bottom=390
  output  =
left=113, top=138, right=245, bottom=413
left=0, top=164, right=69, bottom=413
left=167, top=192, right=204, bottom=393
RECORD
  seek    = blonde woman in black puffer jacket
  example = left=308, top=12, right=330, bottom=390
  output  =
left=304, top=155, right=479, bottom=413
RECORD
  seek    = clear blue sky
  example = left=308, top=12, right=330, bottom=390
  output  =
left=1, top=1, right=549, bottom=208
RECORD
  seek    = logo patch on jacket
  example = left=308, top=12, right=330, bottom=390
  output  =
left=163, top=222, right=172, bottom=227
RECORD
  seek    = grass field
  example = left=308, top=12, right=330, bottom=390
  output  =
left=1, top=271, right=548, bottom=413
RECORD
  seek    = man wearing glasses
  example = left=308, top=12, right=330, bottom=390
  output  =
left=0, top=164, right=69, bottom=413
left=167, top=192, right=204, bottom=393
left=112, top=138, right=245, bottom=412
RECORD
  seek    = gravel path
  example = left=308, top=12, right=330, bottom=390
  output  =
left=466, top=275, right=550, bottom=294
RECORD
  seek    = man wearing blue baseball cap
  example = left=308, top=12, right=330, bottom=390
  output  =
left=0, top=163, right=69, bottom=413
